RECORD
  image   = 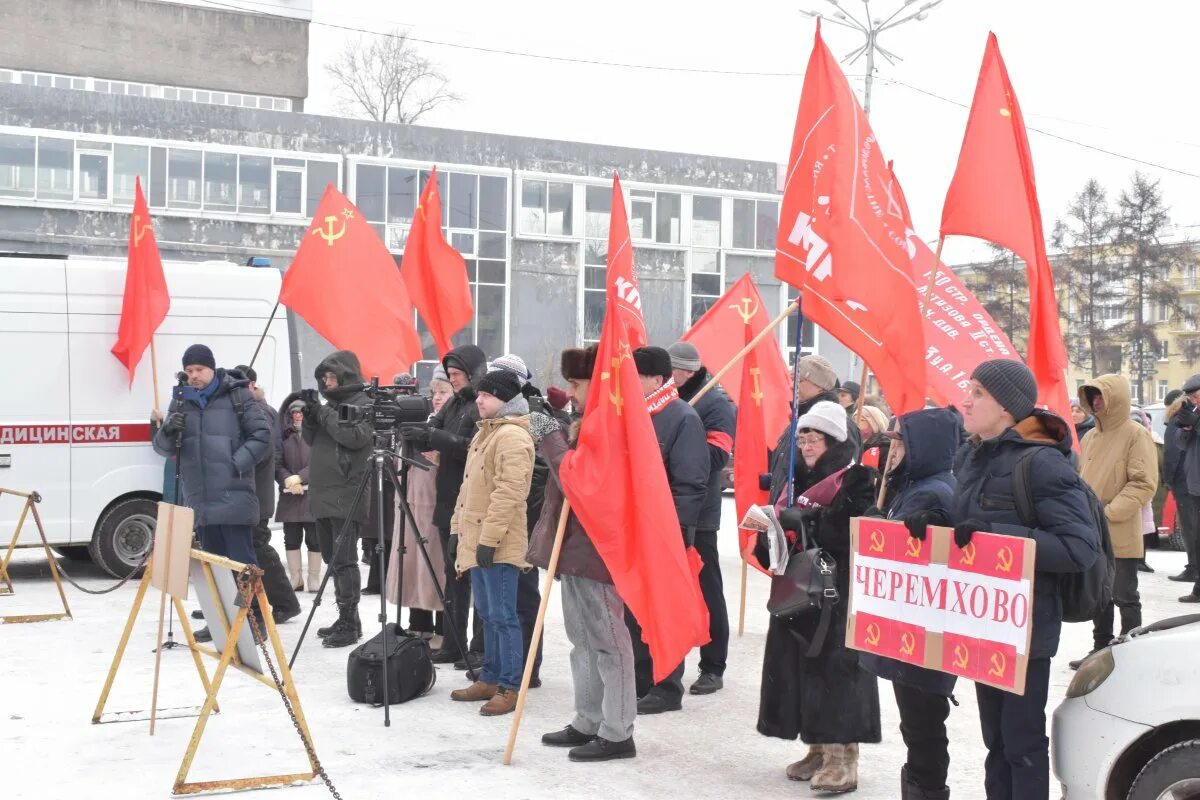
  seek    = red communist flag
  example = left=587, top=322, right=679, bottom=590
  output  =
left=682, top=272, right=791, bottom=437
left=560, top=176, right=708, bottom=682
left=604, top=174, right=648, bottom=348
left=940, top=33, right=1072, bottom=440
left=280, top=183, right=422, bottom=381
left=775, top=24, right=927, bottom=415
left=400, top=167, right=474, bottom=357
left=733, top=323, right=773, bottom=575
left=112, top=177, right=170, bottom=387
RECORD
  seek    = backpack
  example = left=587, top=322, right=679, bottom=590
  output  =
left=1012, top=448, right=1115, bottom=623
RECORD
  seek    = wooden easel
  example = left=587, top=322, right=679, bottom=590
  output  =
left=94, top=548, right=320, bottom=794
left=0, top=488, right=73, bottom=623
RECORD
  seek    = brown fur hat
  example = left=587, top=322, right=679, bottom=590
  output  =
left=560, top=346, right=598, bottom=381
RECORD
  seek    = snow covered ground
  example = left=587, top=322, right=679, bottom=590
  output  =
left=0, top=499, right=1190, bottom=799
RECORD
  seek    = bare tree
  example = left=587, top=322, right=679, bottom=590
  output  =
left=325, top=29, right=460, bottom=124
left=964, top=242, right=1030, bottom=353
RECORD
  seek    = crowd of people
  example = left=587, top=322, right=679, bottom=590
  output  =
left=153, top=338, right=1200, bottom=799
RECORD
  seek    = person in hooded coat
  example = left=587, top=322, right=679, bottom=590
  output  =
left=1070, top=399, right=1096, bottom=441
left=1163, top=389, right=1199, bottom=585
left=275, top=395, right=320, bottom=591
left=757, top=401, right=880, bottom=795
left=860, top=407, right=961, bottom=800
left=303, top=350, right=373, bottom=648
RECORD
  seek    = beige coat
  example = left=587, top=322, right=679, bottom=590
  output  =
left=1078, top=375, right=1159, bottom=558
left=451, top=410, right=534, bottom=573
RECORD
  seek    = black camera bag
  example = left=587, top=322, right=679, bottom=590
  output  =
left=347, top=624, right=436, bottom=705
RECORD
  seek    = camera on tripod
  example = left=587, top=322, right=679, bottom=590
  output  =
left=338, top=377, right=432, bottom=432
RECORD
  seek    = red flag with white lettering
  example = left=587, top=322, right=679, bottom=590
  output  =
left=604, top=174, right=648, bottom=349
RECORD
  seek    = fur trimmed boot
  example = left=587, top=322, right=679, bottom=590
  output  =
left=811, top=743, right=858, bottom=794
left=786, top=746, right=825, bottom=782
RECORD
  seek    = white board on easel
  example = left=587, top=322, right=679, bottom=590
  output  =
left=151, top=501, right=192, bottom=600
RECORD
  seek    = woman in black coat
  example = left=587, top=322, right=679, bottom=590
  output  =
left=755, top=401, right=880, bottom=795
left=275, top=395, right=319, bottom=591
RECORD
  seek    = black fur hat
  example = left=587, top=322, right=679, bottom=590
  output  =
left=560, top=346, right=598, bottom=381
left=633, top=346, right=673, bottom=381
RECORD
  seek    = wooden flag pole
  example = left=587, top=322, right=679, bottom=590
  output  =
left=150, top=338, right=162, bottom=415
left=148, top=512, right=176, bottom=736
left=688, top=299, right=799, bottom=407
left=737, top=558, right=748, bottom=636
left=924, top=237, right=946, bottom=312
left=503, top=501, right=571, bottom=765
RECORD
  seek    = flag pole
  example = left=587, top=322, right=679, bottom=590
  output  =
left=503, top=501, right=570, bottom=765
left=149, top=338, right=162, bottom=415
left=737, top=558, right=747, bottom=636
left=924, top=237, right=945, bottom=312
left=689, top=299, right=799, bottom=407
left=247, top=301, right=280, bottom=371
left=785, top=298, right=805, bottom=507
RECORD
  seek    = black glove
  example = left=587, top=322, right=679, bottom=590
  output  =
left=841, top=464, right=875, bottom=496
left=758, top=472, right=773, bottom=492
left=778, top=505, right=820, bottom=534
left=475, top=543, right=496, bottom=569
left=904, top=509, right=947, bottom=541
left=299, top=389, right=321, bottom=417
left=837, top=465, right=877, bottom=517
left=162, top=411, right=186, bottom=435
left=447, top=534, right=459, bottom=562
left=954, top=518, right=989, bottom=549
left=863, top=506, right=885, bottom=519
left=400, top=425, right=432, bottom=450
left=1176, top=404, right=1200, bottom=430
left=683, top=526, right=697, bottom=548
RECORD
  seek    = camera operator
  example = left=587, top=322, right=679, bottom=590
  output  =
left=401, top=344, right=487, bottom=668
left=303, top=350, right=373, bottom=649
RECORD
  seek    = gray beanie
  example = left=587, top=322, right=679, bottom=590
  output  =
left=972, top=359, right=1038, bottom=421
left=796, top=354, right=838, bottom=392
left=1183, top=374, right=1200, bottom=394
left=667, top=341, right=703, bottom=372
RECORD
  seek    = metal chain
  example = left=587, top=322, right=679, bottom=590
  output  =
left=236, top=567, right=342, bottom=800
left=51, top=548, right=151, bottom=595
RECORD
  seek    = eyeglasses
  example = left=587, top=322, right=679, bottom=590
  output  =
left=798, top=434, right=825, bottom=447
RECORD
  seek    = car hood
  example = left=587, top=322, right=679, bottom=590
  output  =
left=1086, top=615, right=1200, bottom=724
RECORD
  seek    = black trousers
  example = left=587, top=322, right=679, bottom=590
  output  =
left=282, top=522, right=319, bottom=551
left=253, top=521, right=301, bottom=616
left=976, top=656, right=1051, bottom=800
left=1092, top=557, right=1142, bottom=648
left=694, top=528, right=729, bottom=676
left=625, top=608, right=685, bottom=701
left=518, top=566, right=543, bottom=680
left=893, top=682, right=951, bottom=790
left=437, top=526, right=482, bottom=654
left=316, top=517, right=361, bottom=608
left=1180, top=492, right=1200, bottom=592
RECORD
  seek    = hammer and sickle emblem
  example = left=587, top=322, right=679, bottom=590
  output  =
left=869, top=530, right=886, bottom=553
left=899, top=632, right=916, bottom=656
left=953, top=644, right=970, bottom=670
left=960, top=541, right=977, bottom=566
left=905, top=537, right=922, bottom=558
left=865, top=623, right=881, bottom=647
left=988, top=652, right=1007, bottom=679
left=599, top=345, right=633, bottom=417
left=132, top=216, right=150, bottom=247
left=996, top=547, right=1014, bottom=573
left=312, top=208, right=352, bottom=246
left=749, top=366, right=763, bottom=406
left=729, top=297, right=759, bottom=324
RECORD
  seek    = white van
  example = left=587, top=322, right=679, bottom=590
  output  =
left=0, top=254, right=291, bottom=576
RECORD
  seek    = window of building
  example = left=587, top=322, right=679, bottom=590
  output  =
left=112, top=144, right=148, bottom=204
left=693, top=195, right=721, bottom=247
left=690, top=250, right=722, bottom=325
left=306, top=160, right=338, bottom=217
left=1187, top=264, right=1198, bottom=290
left=1159, top=339, right=1170, bottom=361
left=149, top=146, right=167, bottom=207
left=387, top=167, right=417, bottom=224
left=585, top=184, right=611, bottom=240
left=583, top=240, right=607, bottom=345
left=656, top=192, right=681, bottom=244
left=76, top=143, right=111, bottom=202
left=237, top=154, right=270, bottom=214
left=732, top=198, right=779, bottom=250
left=0, top=133, right=36, bottom=198
left=1158, top=380, right=1169, bottom=401
left=449, top=172, right=478, bottom=229
left=37, top=137, right=74, bottom=200
left=273, top=162, right=304, bottom=215
left=167, top=148, right=202, bottom=209
left=203, top=151, right=237, bottom=211
left=629, top=190, right=654, bottom=241
left=520, top=179, right=572, bottom=236
left=479, top=175, right=507, bottom=232
left=355, top=164, right=386, bottom=222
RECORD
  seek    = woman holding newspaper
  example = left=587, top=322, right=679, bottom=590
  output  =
left=752, top=401, right=880, bottom=795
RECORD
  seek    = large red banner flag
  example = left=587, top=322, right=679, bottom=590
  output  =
left=560, top=177, right=709, bottom=682
left=280, top=183, right=422, bottom=381
left=604, top=174, right=648, bottom=348
left=774, top=24, right=927, bottom=415
left=682, top=273, right=792, bottom=438
left=400, top=167, right=474, bottom=357
left=112, top=177, right=170, bottom=387
left=733, top=323, right=773, bottom=576
left=940, top=33, right=1072, bottom=437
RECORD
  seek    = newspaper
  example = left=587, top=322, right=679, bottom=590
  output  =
left=739, top=505, right=790, bottom=575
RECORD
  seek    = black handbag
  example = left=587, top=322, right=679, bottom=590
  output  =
left=347, top=624, right=436, bottom=706
left=766, top=526, right=839, bottom=658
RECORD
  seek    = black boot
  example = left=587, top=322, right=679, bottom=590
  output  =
left=568, top=736, right=636, bottom=762
left=542, top=725, right=595, bottom=748
left=901, top=766, right=950, bottom=800
left=322, top=605, right=362, bottom=648
left=1169, top=567, right=1197, bottom=582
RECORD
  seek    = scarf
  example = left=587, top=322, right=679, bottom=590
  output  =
left=182, top=374, right=221, bottom=409
left=646, top=378, right=680, bottom=417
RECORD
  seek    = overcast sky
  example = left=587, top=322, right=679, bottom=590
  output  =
left=302, top=0, right=1200, bottom=265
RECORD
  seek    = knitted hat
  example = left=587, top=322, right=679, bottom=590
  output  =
left=1184, top=374, right=1200, bottom=394
left=476, top=369, right=522, bottom=403
left=855, top=404, right=889, bottom=435
left=796, top=354, right=837, bottom=391
left=1165, top=388, right=1185, bottom=407
left=182, top=344, right=216, bottom=370
left=546, top=386, right=568, bottom=410
left=489, top=353, right=531, bottom=383
left=796, top=401, right=848, bottom=443
left=561, top=347, right=597, bottom=381
left=838, top=381, right=860, bottom=401
left=430, top=365, right=450, bottom=385
left=633, top=346, right=673, bottom=380
left=971, top=359, right=1038, bottom=421
left=667, top=341, right=703, bottom=372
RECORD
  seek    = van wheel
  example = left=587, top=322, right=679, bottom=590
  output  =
left=52, top=546, right=93, bottom=563
left=1127, top=739, right=1200, bottom=800
left=89, top=498, right=156, bottom=578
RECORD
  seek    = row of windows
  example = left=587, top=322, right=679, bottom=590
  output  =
left=0, top=68, right=292, bottom=111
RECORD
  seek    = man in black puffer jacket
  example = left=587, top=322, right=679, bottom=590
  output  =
left=668, top=341, right=736, bottom=696
left=626, top=346, right=709, bottom=716
left=303, top=350, right=373, bottom=649
left=401, top=343, right=488, bottom=666
left=953, top=360, right=1099, bottom=800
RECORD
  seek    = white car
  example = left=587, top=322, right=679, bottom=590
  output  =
left=1052, top=614, right=1200, bottom=799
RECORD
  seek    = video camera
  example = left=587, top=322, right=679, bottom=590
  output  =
left=337, top=377, right=432, bottom=432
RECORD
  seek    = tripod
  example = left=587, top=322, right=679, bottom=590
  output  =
left=289, top=430, right=474, bottom=727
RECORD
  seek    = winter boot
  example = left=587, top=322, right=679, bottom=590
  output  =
left=542, top=725, right=595, bottom=748
left=306, top=557, right=322, bottom=592
left=568, top=736, right=636, bottom=762
left=901, top=766, right=950, bottom=800
left=480, top=688, right=518, bottom=716
left=811, top=743, right=858, bottom=794
left=322, top=605, right=362, bottom=648
left=286, top=550, right=304, bottom=591
left=317, top=606, right=361, bottom=638
left=450, top=680, right=498, bottom=702
left=786, top=746, right=825, bottom=782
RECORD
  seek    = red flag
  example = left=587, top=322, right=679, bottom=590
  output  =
left=604, top=175, right=648, bottom=348
left=400, top=167, right=474, bottom=357
left=560, top=176, right=708, bottom=682
left=775, top=24, right=927, bottom=415
left=940, top=33, right=1072, bottom=437
left=733, top=324, right=773, bottom=576
left=280, top=184, right=422, bottom=381
left=111, top=177, right=170, bottom=387
left=682, top=273, right=791, bottom=437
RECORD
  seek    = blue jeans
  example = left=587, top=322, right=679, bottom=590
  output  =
left=197, top=524, right=257, bottom=566
left=470, top=564, right=522, bottom=691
